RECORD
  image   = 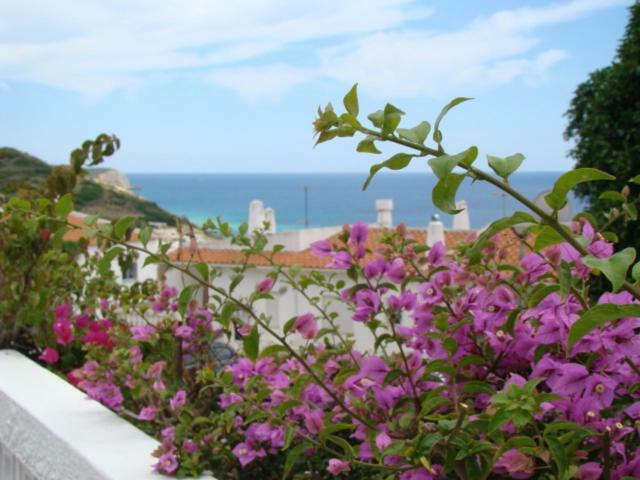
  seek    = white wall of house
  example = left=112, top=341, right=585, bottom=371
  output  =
left=164, top=265, right=379, bottom=353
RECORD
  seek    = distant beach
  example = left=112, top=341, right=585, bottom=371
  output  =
left=127, top=172, right=581, bottom=230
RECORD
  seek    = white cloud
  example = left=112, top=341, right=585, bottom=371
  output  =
left=207, top=63, right=315, bottom=101
left=0, top=0, right=629, bottom=98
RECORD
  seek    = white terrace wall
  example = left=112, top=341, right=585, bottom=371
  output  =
left=0, top=350, right=213, bottom=480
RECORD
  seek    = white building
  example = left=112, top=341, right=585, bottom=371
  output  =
left=164, top=199, right=482, bottom=352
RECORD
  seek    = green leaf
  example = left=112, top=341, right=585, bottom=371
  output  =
left=326, top=434, right=356, bottom=458
left=467, top=211, right=535, bottom=264
left=433, top=97, right=472, bottom=146
left=419, top=397, right=450, bottom=417
left=545, top=436, right=568, bottom=479
left=259, top=344, right=288, bottom=358
left=533, top=225, right=566, bottom=251
left=314, top=129, right=338, bottom=145
left=55, top=193, right=74, bottom=218
left=629, top=174, right=640, bottom=185
left=382, top=103, right=404, bottom=135
left=428, top=147, right=477, bottom=180
left=362, top=153, right=413, bottom=190
left=599, top=191, right=626, bottom=202
left=632, top=261, right=640, bottom=281
left=432, top=173, right=465, bottom=214
left=194, top=262, right=209, bottom=280
left=114, top=216, right=136, bottom=238
left=582, top=247, right=636, bottom=292
left=243, top=324, right=260, bottom=361
left=568, top=303, right=640, bottom=348
left=356, top=136, right=382, bottom=154
left=545, top=168, right=615, bottom=211
left=623, top=202, right=638, bottom=220
left=178, top=284, right=200, bottom=315
left=138, top=225, right=152, bottom=246
left=343, top=84, right=359, bottom=117
left=486, top=153, right=525, bottom=181
left=487, top=410, right=512, bottom=433
left=282, top=442, right=310, bottom=479
left=367, top=109, right=384, bottom=128
left=528, top=284, right=560, bottom=308
left=397, top=121, right=430, bottom=144
left=218, top=301, right=235, bottom=329
left=283, top=425, right=295, bottom=451
left=98, top=246, right=124, bottom=276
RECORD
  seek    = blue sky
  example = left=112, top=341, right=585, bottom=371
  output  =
left=0, top=0, right=633, bottom=173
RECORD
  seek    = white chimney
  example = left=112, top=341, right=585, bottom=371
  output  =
left=376, top=199, right=393, bottom=228
left=452, top=200, right=470, bottom=230
left=427, top=213, right=445, bottom=246
left=264, top=207, right=276, bottom=234
left=248, top=200, right=265, bottom=232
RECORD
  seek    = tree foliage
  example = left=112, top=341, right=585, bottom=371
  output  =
left=565, top=2, right=640, bottom=251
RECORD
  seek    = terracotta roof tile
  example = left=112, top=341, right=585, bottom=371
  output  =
left=167, top=227, right=518, bottom=269
left=63, top=213, right=139, bottom=243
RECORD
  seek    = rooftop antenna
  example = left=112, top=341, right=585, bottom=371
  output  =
left=491, top=191, right=508, bottom=217
left=533, top=190, right=572, bottom=223
left=304, top=186, right=309, bottom=228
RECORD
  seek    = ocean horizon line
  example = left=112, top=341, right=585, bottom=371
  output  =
left=122, top=170, right=567, bottom=175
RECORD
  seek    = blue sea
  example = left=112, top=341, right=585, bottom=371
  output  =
left=127, top=173, right=581, bottom=231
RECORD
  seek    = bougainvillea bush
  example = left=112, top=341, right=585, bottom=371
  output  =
left=53, top=220, right=640, bottom=480
left=4, top=87, right=640, bottom=479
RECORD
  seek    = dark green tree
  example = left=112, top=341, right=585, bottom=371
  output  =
left=565, top=1, right=640, bottom=253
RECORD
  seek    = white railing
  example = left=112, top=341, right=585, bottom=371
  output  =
left=0, top=350, right=214, bottom=480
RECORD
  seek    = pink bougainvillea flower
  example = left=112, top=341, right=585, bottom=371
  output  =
left=386, top=258, right=406, bottom=283
left=74, top=314, right=90, bottom=329
left=174, top=325, right=193, bottom=339
left=310, top=240, right=332, bottom=258
left=577, top=462, right=602, bottom=480
left=54, top=303, right=72, bottom=319
left=256, top=277, right=275, bottom=293
left=363, top=258, right=386, bottom=278
left=38, top=347, right=59, bottom=364
left=375, top=431, right=392, bottom=451
left=145, top=361, right=166, bottom=379
left=138, top=406, right=159, bottom=421
left=237, top=324, right=251, bottom=337
left=353, top=289, right=381, bottom=322
left=349, top=221, right=368, bottom=245
left=327, top=251, right=353, bottom=269
left=218, top=392, right=243, bottom=408
left=183, top=439, right=198, bottom=454
left=170, top=390, right=187, bottom=410
left=53, top=317, right=73, bottom=345
left=293, top=313, right=318, bottom=340
left=359, top=356, right=390, bottom=383
left=327, top=458, right=350, bottom=476
left=232, top=442, right=258, bottom=467
left=493, top=449, right=534, bottom=479
left=130, top=324, right=156, bottom=341
left=155, top=453, right=178, bottom=474
left=303, top=408, right=324, bottom=434
left=82, top=321, right=111, bottom=348
left=427, top=241, right=446, bottom=265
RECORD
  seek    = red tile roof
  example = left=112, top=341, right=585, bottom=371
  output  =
left=63, top=213, right=139, bottom=243
left=167, top=228, right=523, bottom=269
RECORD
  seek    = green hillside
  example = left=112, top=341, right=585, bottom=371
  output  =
left=0, top=147, right=176, bottom=225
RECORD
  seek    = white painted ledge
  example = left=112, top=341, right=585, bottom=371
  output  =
left=0, top=350, right=214, bottom=480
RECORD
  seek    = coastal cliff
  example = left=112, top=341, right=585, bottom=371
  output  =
left=0, top=147, right=176, bottom=225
